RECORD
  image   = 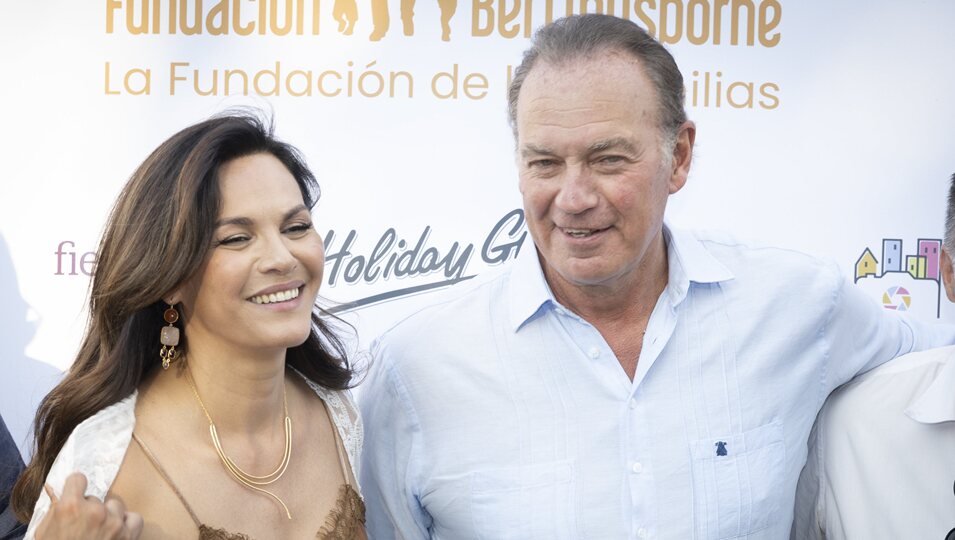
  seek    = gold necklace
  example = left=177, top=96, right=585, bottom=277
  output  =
left=186, top=367, right=293, bottom=519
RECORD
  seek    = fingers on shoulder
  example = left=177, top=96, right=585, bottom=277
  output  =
left=124, top=511, right=145, bottom=538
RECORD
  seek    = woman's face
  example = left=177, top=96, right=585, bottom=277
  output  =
left=176, top=152, right=324, bottom=356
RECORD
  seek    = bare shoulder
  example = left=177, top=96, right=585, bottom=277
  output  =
left=110, top=379, right=210, bottom=538
left=108, top=379, right=202, bottom=539
left=108, top=433, right=198, bottom=539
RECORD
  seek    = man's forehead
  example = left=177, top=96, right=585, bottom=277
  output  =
left=514, top=49, right=662, bottom=143
left=519, top=56, right=657, bottom=113
left=526, top=49, right=646, bottom=84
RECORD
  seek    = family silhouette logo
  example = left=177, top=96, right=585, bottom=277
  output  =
left=364, top=0, right=458, bottom=41
left=104, top=0, right=782, bottom=45
left=105, top=0, right=460, bottom=41
left=854, top=237, right=943, bottom=317
left=330, top=0, right=459, bottom=40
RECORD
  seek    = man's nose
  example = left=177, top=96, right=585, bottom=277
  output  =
left=553, top=165, right=599, bottom=214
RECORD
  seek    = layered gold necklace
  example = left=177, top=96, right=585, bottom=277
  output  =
left=186, top=367, right=293, bottom=519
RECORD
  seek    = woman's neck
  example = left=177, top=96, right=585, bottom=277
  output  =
left=178, top=338, right=289, bottom=437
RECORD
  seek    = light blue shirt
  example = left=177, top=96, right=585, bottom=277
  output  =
left=359, top=227, right=954, bottom=539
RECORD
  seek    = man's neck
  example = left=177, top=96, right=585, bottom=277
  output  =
left=543, top=234, right=670, bottom=326
left=542, top=233, right=670, bottom=381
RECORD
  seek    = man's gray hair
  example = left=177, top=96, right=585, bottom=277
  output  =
left=507, top=14, right=687, bottom=143
left=945, top=173, right=955, bottom=256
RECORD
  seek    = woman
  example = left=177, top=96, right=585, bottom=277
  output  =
left=11, top=112, right=366, bottom=539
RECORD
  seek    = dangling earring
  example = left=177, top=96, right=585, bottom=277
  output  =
left=160, top=304, right=180, bottom=370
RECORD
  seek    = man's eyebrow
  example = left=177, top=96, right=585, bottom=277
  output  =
left=520, top=143, right=554, bottom=158
left=589, top=138, right=637, bottom=154
left=520, top=139, right=639, bottom=158
left=215, top=205, right=310, bottom=228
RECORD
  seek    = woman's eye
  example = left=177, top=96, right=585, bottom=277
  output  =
left=285, top=222, right=313, bottom=234
left=216, top=235, right=249, bottom=246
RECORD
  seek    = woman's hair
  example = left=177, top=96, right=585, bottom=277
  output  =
left=12, top=111, right=356, bottom=522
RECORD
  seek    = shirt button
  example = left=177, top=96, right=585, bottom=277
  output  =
left=631, top=462, right=643, bottom=474
left=588, top=347, right=600, bottom=359
left=629, top=399, right=637, bottom=409
left=637, top=527, right=648, bottom=538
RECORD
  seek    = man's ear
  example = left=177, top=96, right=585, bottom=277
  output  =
left=668, top=121, right=695, bottom=195
left=941, top=248, right=955, bottom=303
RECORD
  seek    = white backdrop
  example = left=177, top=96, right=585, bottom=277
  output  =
left=2, top=0, right=954, bottom=457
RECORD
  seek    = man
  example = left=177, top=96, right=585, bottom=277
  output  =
left=792, top=177, right=955, bottom=538
left=360, top=14, right=954, bottom=539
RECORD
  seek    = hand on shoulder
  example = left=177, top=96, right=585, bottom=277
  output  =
left=36, top=472, right=143, bottom=540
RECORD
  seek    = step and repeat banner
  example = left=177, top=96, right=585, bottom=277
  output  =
left=1, top=0, right=954, bottom=457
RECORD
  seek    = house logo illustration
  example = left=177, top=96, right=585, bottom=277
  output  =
left=854, top=238, right=942, bottom=317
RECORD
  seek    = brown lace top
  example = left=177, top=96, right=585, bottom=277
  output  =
left=131, top=398, right=366, bottom=539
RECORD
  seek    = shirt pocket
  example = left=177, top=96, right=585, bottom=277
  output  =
left=689, top=422, right=785, bottom=539
left=469, top=460, right=577, bottom=540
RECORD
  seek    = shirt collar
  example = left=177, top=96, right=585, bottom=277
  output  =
left=905, top=350, right=955, bottom=424
left=663, top=225, right=735, bottom=305
left=507, top=243, right=556, bottom=332
left=506, top=223, right=735, bottom=332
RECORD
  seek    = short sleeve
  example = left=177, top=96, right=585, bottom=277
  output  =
left=823, top=265, right=955, bottom=393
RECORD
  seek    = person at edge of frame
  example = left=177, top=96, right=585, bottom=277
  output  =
left=793, top=173, right=955, bottom=540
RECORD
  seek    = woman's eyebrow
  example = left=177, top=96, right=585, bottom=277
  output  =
left=215, top=205, right=309, bottom=228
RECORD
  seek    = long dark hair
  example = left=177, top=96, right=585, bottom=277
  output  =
left=12, top=111, right=355, bottom=522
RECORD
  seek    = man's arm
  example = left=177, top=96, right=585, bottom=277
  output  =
left=825, top=269, right=955, bottom=393
left=359, top=340, right=431, bottom=540
left=791, top=409, right=827, bottom=540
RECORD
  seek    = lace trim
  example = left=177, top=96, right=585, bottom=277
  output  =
left=301, top=381, right=363, bottom=490
left=198, top=525, right=252, bottom=540
left=74, top=392, right=138, bottom=500
left=26, top=393, right=138, bottom=539
left=316, top=484, right=366, bottom=539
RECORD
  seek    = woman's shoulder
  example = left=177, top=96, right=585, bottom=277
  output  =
left=294, top=373, right=363, bottom=482
left=46, top=392, right=138, bottom=495
left=26, top=392, right=138, bottom=536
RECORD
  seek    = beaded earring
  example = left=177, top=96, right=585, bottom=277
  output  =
left=160, top=304, right=180, bottom=369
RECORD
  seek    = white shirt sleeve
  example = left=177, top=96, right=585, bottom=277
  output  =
left=360, top=338, right=432, bottom=540
left=791, top=407, right=828, bottom=540
left=824, top=268, right=955, bottom=393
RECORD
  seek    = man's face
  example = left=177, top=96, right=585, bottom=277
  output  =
left=941, top=247, right=955, bottom=302
left=516, top=51, right=693, bottom=291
